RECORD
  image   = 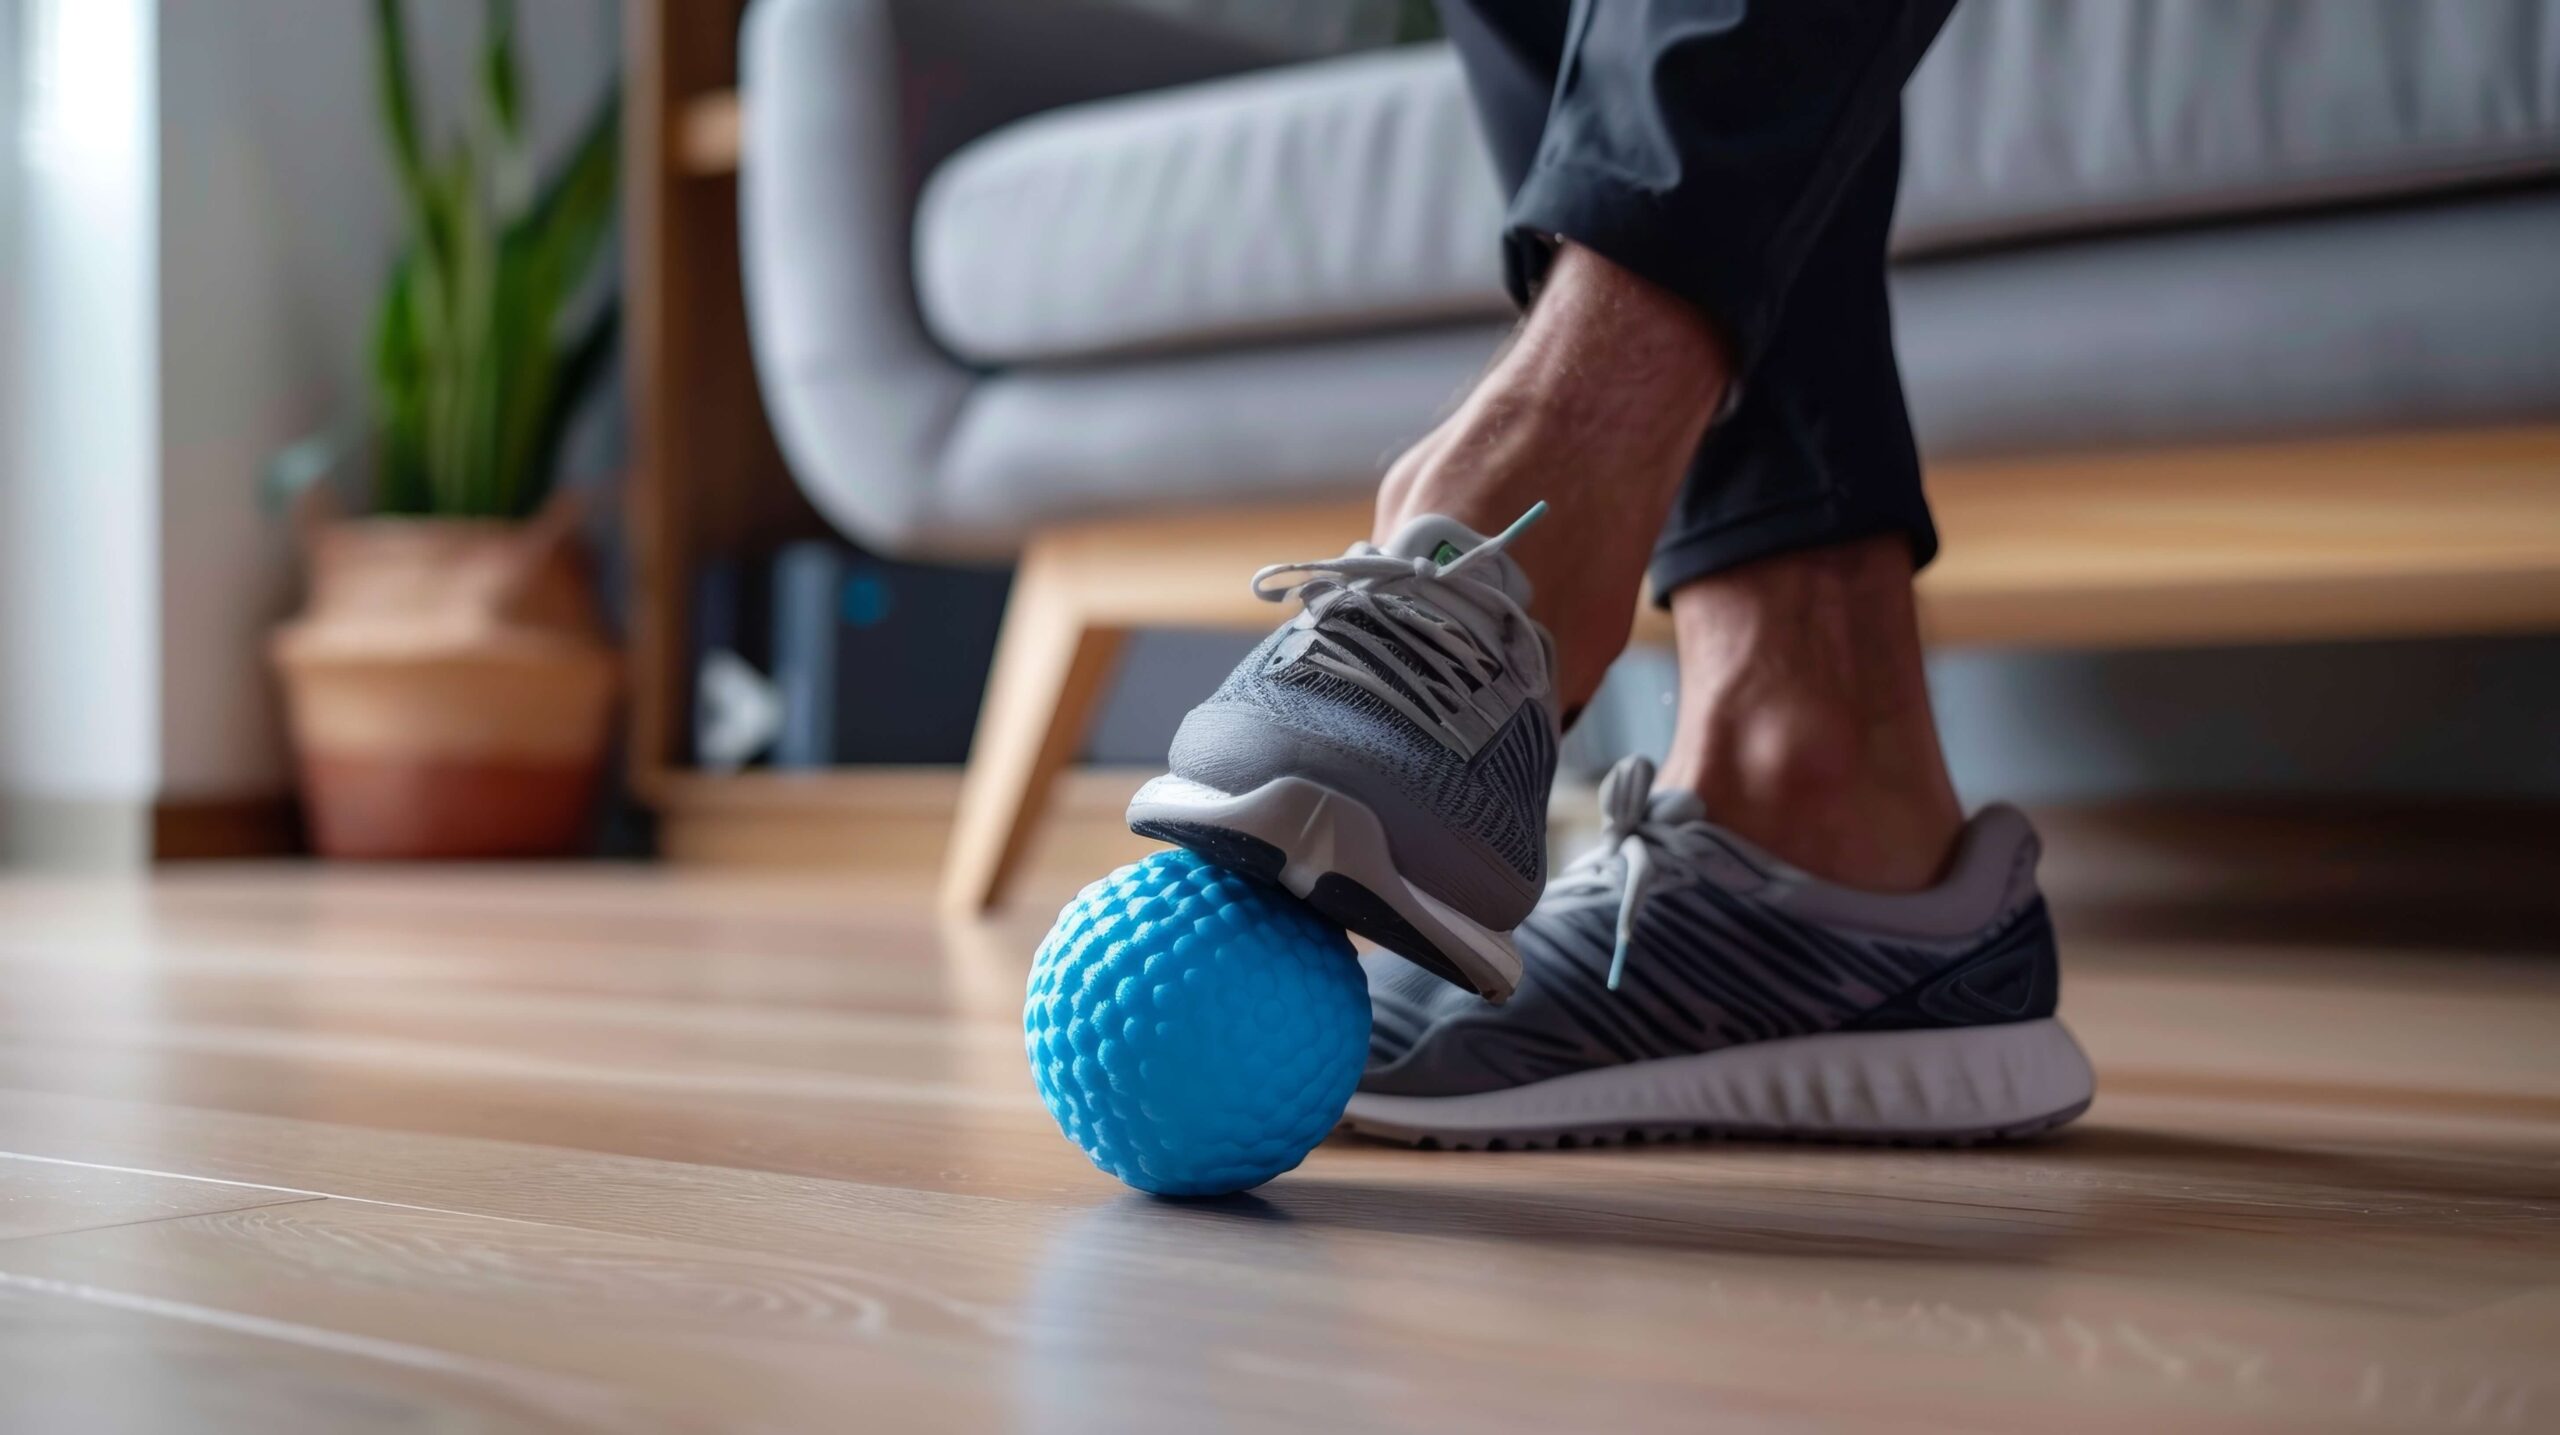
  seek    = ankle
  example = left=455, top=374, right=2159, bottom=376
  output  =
left=1659, top=700, right=1962, bottom=891
left=1380, top=431, right=1646, bottom=709
left=1657, top=537, right=1963, bottom=892
left=1373, top=250, right=1733, bottom=710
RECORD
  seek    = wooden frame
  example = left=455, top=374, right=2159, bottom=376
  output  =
left=627, top=49, right=2560, bottom=903
left=625, top=5, right=832, bottom=816
left=940, top=426, right=2560, bottom=911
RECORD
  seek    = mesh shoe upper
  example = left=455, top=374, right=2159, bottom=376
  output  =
left=1362, top=756, right=2062, bottom=1099
left=1164, top=512, right=1562, bottom=927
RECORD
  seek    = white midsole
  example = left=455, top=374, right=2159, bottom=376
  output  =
left=1344, top=1018, right=2095, bottom=1141
left=1128, top=772, right=1524, bottom=1001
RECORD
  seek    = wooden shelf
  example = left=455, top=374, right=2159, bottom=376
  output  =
left=655, top=765, right=1158, bottom=870
left=676, top=91, right=741, bottom=176
left=979, top=423, right=2560, bottom=652
left=627, top=9, right=830, bottom=818
left=1913, top=424, right=2560, bottom=649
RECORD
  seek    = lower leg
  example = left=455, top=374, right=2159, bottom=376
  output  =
left=1657, top=535, right=1964, bottom=892
left=1375, top=244, right=1732, bottom=712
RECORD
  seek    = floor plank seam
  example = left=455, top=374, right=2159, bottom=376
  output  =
left=0, top=1194, right=330, bottom=1248
left=0, top=1149, right=334, bottom=1201
left=6, top=1115, right=1043, bottom=1248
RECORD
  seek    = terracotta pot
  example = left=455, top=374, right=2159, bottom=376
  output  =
left=271, top=504, right=619, bottom=859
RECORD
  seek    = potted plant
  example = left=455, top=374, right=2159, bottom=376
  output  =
left=270, top=0, right=621, bottom=859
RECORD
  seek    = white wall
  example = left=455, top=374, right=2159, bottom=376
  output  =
left=0, top=6, right=17, bottom=776
left=1, top=1, right=616, bottom=862
left=0, top=0, right=161, bottom=863
left=154, top=0, right=298, bottom=802
left=152, top=0, right=618, bottom=800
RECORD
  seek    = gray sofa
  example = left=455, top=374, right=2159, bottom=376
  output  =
left=741, top=0, right=2560, bottom=560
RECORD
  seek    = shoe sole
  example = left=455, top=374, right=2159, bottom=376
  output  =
left=1127, top=773, right=1524, bottom=1003
left=1342, top=1017, right=2095, bottom=1149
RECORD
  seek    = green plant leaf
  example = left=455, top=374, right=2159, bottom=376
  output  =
left=370, top=251, right=433, bottom=514
left=329, top=0, right=621, bottom=520
left=480, top=0, right=522, bottom=146
left=372, top=0, right=467, bottom=300
left=424, top=145, right=495, bottom=514
left=372, top=0, right=428, bottom=198
left=526, top=300, right=620, bottom=512
left=488, top=220, right=558, bottom=517
left=520, top=87, right=620, bottom=296
left=495, top=84, right=620, bottom=517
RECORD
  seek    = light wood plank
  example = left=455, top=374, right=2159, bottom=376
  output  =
left=1016, top=424, right=2560, bottom=651
left=649, top=765, right=1159, bottom=873
left=0, top=1280, right=692, bottom=1433
left=0, top=1155, right=316, bottom=1242
left=1915, top=425, right=2560, bottom=647
left=0, top=1198, right=1020, bottom=1433
left=0, top=861, right=2552, bottom=1432
left=942, top=549, right=1134, bottom=912
left=0, top=1103, right=2549, bottom=1434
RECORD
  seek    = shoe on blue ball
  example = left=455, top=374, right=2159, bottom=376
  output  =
left=1025, top=849, right=1369, bottom=1197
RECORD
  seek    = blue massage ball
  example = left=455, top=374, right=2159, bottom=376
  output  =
left=1025, top=849, right=1369, bottom=1197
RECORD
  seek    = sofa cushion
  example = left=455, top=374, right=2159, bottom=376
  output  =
left=1902, top=0, right=2560, bottom=252
left=915, top=0, right=2560, bottom=365
left=924, top=191, right=2560, bottom=547
left=917, top=47, right=1495, bottom=366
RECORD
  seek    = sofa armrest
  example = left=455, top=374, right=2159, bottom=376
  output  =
left=741, top=0, right=1286, bottom=555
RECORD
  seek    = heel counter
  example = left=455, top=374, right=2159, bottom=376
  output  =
left=1852, top=899, right=2061, bottom=1030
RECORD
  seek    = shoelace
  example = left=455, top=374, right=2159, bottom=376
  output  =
left=1548, top=753, right=1688, bottom=991
left=1248, top=503, right=1551, bottom=719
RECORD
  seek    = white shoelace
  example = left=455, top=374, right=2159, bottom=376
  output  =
left=1248, top=504, right=1552, bottom=730
left=1548, top=753, right=1698, bottom=991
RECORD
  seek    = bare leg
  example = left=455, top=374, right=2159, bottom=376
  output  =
left=1375, top=246, right=1961, bottom=892
left=1374, top=245, right=1731, bottom=714
left=1657, top=534, right=1963, bottom=891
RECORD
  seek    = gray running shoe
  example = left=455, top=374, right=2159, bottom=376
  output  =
left=1127, top=507, right=1560, bottom=1002
left=1345, top=754, right=2095, bottom=1147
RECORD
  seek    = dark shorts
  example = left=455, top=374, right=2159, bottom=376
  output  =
left=1441, top=0, right=1956, bottom=597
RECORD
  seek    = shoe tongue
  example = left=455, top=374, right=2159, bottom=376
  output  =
left=1379, top=513, right=1534, bottom=607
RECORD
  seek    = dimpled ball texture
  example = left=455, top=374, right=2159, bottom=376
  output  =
left=1025, top=849, right=1369, bottom=1197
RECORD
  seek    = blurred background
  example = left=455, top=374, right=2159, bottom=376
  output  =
left=0, top=6, right=2555, bottom=1429
left=1, top=0, right=2555, bottom=882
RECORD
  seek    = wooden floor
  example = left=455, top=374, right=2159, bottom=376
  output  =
left=0, top=856, right=2553, bottom=1434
